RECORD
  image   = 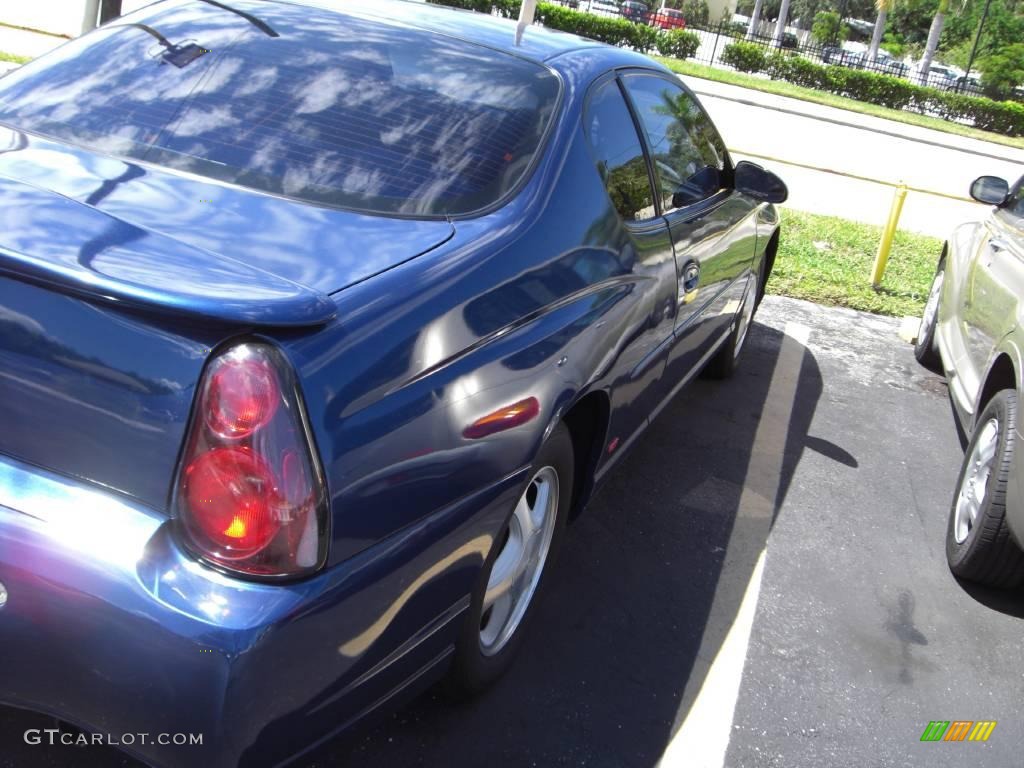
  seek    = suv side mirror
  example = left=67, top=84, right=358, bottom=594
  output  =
left=734, top=161, right=788, bottom=204
left=970, top=176, right=1009, bottom=206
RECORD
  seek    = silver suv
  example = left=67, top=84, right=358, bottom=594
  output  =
left=916, top=174, right=1024, bottom=587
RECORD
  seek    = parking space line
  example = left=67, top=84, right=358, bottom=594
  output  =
left=659, top=321, right=812, bottom=768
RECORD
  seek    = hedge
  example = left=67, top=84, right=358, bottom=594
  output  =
left=655, top=29, right=701, bottom=60
left=427, top=0, right=1024, bottom=137
left=426, top=0, right=692, bottom=56
left=727, top=45, right=1024, bottom=137
left=720, top=41, right=766, bottom=73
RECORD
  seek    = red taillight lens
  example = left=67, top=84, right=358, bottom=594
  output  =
left=183, top=448, right=280, bottom=558
left=176, top=344, right=326, bottom=578
left=205, top=358, right=280, bottom=439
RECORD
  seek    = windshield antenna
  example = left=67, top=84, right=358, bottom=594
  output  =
left=196, top=0, right=279, bottom=38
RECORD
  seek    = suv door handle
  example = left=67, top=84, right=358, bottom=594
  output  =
left=990, top=238, right=1008, bottom=252
left=682, top=261, right=700, bottom=293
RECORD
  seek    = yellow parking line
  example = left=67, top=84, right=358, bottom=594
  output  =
left=729, top=149, right=975, bottom=203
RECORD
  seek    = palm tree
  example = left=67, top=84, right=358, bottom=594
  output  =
left=772, top=0, right=793, bottom=47
left=746, top=0, right=765, bottom=38
left=917, top=0, right=951, bottom=84
left=867, top=0, right=896, bottom=64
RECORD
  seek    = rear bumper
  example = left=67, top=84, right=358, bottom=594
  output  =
left=0, top=453, right=524, bottom=767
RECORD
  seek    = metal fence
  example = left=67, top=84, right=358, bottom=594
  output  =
left=547, top=1, right=988, bottom=99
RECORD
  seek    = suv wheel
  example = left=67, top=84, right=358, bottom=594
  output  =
left=946, top=389, right=1024, bottom=587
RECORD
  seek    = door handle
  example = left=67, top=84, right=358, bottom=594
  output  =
left=682, top=262, right=700, bottom=293
left=990, top=238, right=1008, bottom=252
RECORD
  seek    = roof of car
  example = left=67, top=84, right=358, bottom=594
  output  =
left=273, top=0, right=608, bottom=62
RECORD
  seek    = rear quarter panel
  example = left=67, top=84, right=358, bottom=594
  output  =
left=282, top=48, right=681, bottom=571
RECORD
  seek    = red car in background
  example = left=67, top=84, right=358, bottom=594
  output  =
left=649, top=7, right=686, bottom=28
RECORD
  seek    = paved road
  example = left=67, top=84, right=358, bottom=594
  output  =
left=5, top=295, right=1021, bottom=768
left=686, top=78, right=1024, bottom=237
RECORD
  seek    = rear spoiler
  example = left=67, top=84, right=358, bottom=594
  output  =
left=0, top=174, right=336, bottom=327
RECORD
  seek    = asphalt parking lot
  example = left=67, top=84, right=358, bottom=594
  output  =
left=3, top=294, right=1022, bottom=768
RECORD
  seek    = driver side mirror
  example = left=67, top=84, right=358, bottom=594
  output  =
left=734, top=161, right=788, bottom=204
left=969, top=176, right=1009, bottom=206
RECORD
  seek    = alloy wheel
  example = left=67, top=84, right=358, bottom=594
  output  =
left=919, top=270, right=944, bottom=343
left=479, top=466, right=559, bottom=656
left=954, top=418, right=1000, bottom=544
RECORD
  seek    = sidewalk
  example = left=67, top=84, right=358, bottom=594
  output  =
left=0, top=23, right=67, bottom=61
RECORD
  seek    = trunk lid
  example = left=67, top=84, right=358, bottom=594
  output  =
left=0, top=128, right=454, bottom=510
left=0, top=127, right=454, bottom=325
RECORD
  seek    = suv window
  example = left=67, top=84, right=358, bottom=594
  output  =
left=0, top=4, right=559, bottom=217
left=622, top=74, right=729, bottom=214
left=999, top=176, right=1024, bottom=230
left=584, top=79, right=657, bottom=222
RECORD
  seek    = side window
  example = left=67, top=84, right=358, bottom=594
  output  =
left=622, top=75, right=730, bottom=213
left=999, top=176, right=1024, bottom=230
left=584, top=79, right=657, bottom=222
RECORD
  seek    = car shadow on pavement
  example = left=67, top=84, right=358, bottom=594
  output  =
left=956, top=580, right=1024, bottom=619
left=307, top=319, right=827, bottom=768
left=0, top=320, right=830, bottom=768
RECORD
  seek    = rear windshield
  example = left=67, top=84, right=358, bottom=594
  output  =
left=0, top=0, right=560, bottom=217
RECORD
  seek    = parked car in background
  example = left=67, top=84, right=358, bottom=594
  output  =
left=822, top=46, right=863, bottom=67
left=915, top=174, right=1024, bottom=588
left=872, top=50, right=909, bottom=77
left=918, top=62, right=958, bottom=87
left=0, top=0, right=785, bottom=766
left=953, top=72, right=981, bottom=92
left=622, top=0, right=649, bottom=22
left=650, top=7, right=687, bottom=29
left=587, top=0, right=621, bottom=17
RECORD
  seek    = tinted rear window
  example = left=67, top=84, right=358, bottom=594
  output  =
left=0, top=1, right=560, bottom=217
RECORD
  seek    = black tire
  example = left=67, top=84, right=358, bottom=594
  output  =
left=914, top=259, right=944, bottom=371
left=946, top=389, right=1024, bottom=588
left=704, top=261, right=762, bottom=380
left=448, top=422, right=574, bottom=695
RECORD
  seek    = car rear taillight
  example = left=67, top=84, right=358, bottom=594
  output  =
left=175, top=343, right=327, bottom=578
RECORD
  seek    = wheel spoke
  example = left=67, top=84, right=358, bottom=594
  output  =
left=967, top=493, right=980, bottom=526
left=513, top=491, right=538, bottom=540
left=480, top=592, right=513, bottom=645
left=483, top=531, right=522, bottom=611
left=977, top=435, right=998, bottom=465
left=529, top=479, right=552, bottom=535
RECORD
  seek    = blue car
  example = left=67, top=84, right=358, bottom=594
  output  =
left=0, top=1, right=784, bottom=765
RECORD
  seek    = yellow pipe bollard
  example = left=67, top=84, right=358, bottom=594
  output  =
left=872, top=183, right=908, bottom=288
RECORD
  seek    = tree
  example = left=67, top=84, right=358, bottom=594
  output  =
left=868, top=0, right=897, bottom=62
left=941, top=0, right=1024, bottom=69
left=681, top=0, right=710, bottom=24
left=747, top=0, right=767, bottom=36
left=889, top=0, right=942, bottom=45
left=737, top=0, right=782, bottom=23
left=917, top=0, right=951, bottom=83
left=773, top=0, right=795, bottom=45
left=979, top=42, right=1024, bottom=99
left=812, top=10, right=848, bottom=42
